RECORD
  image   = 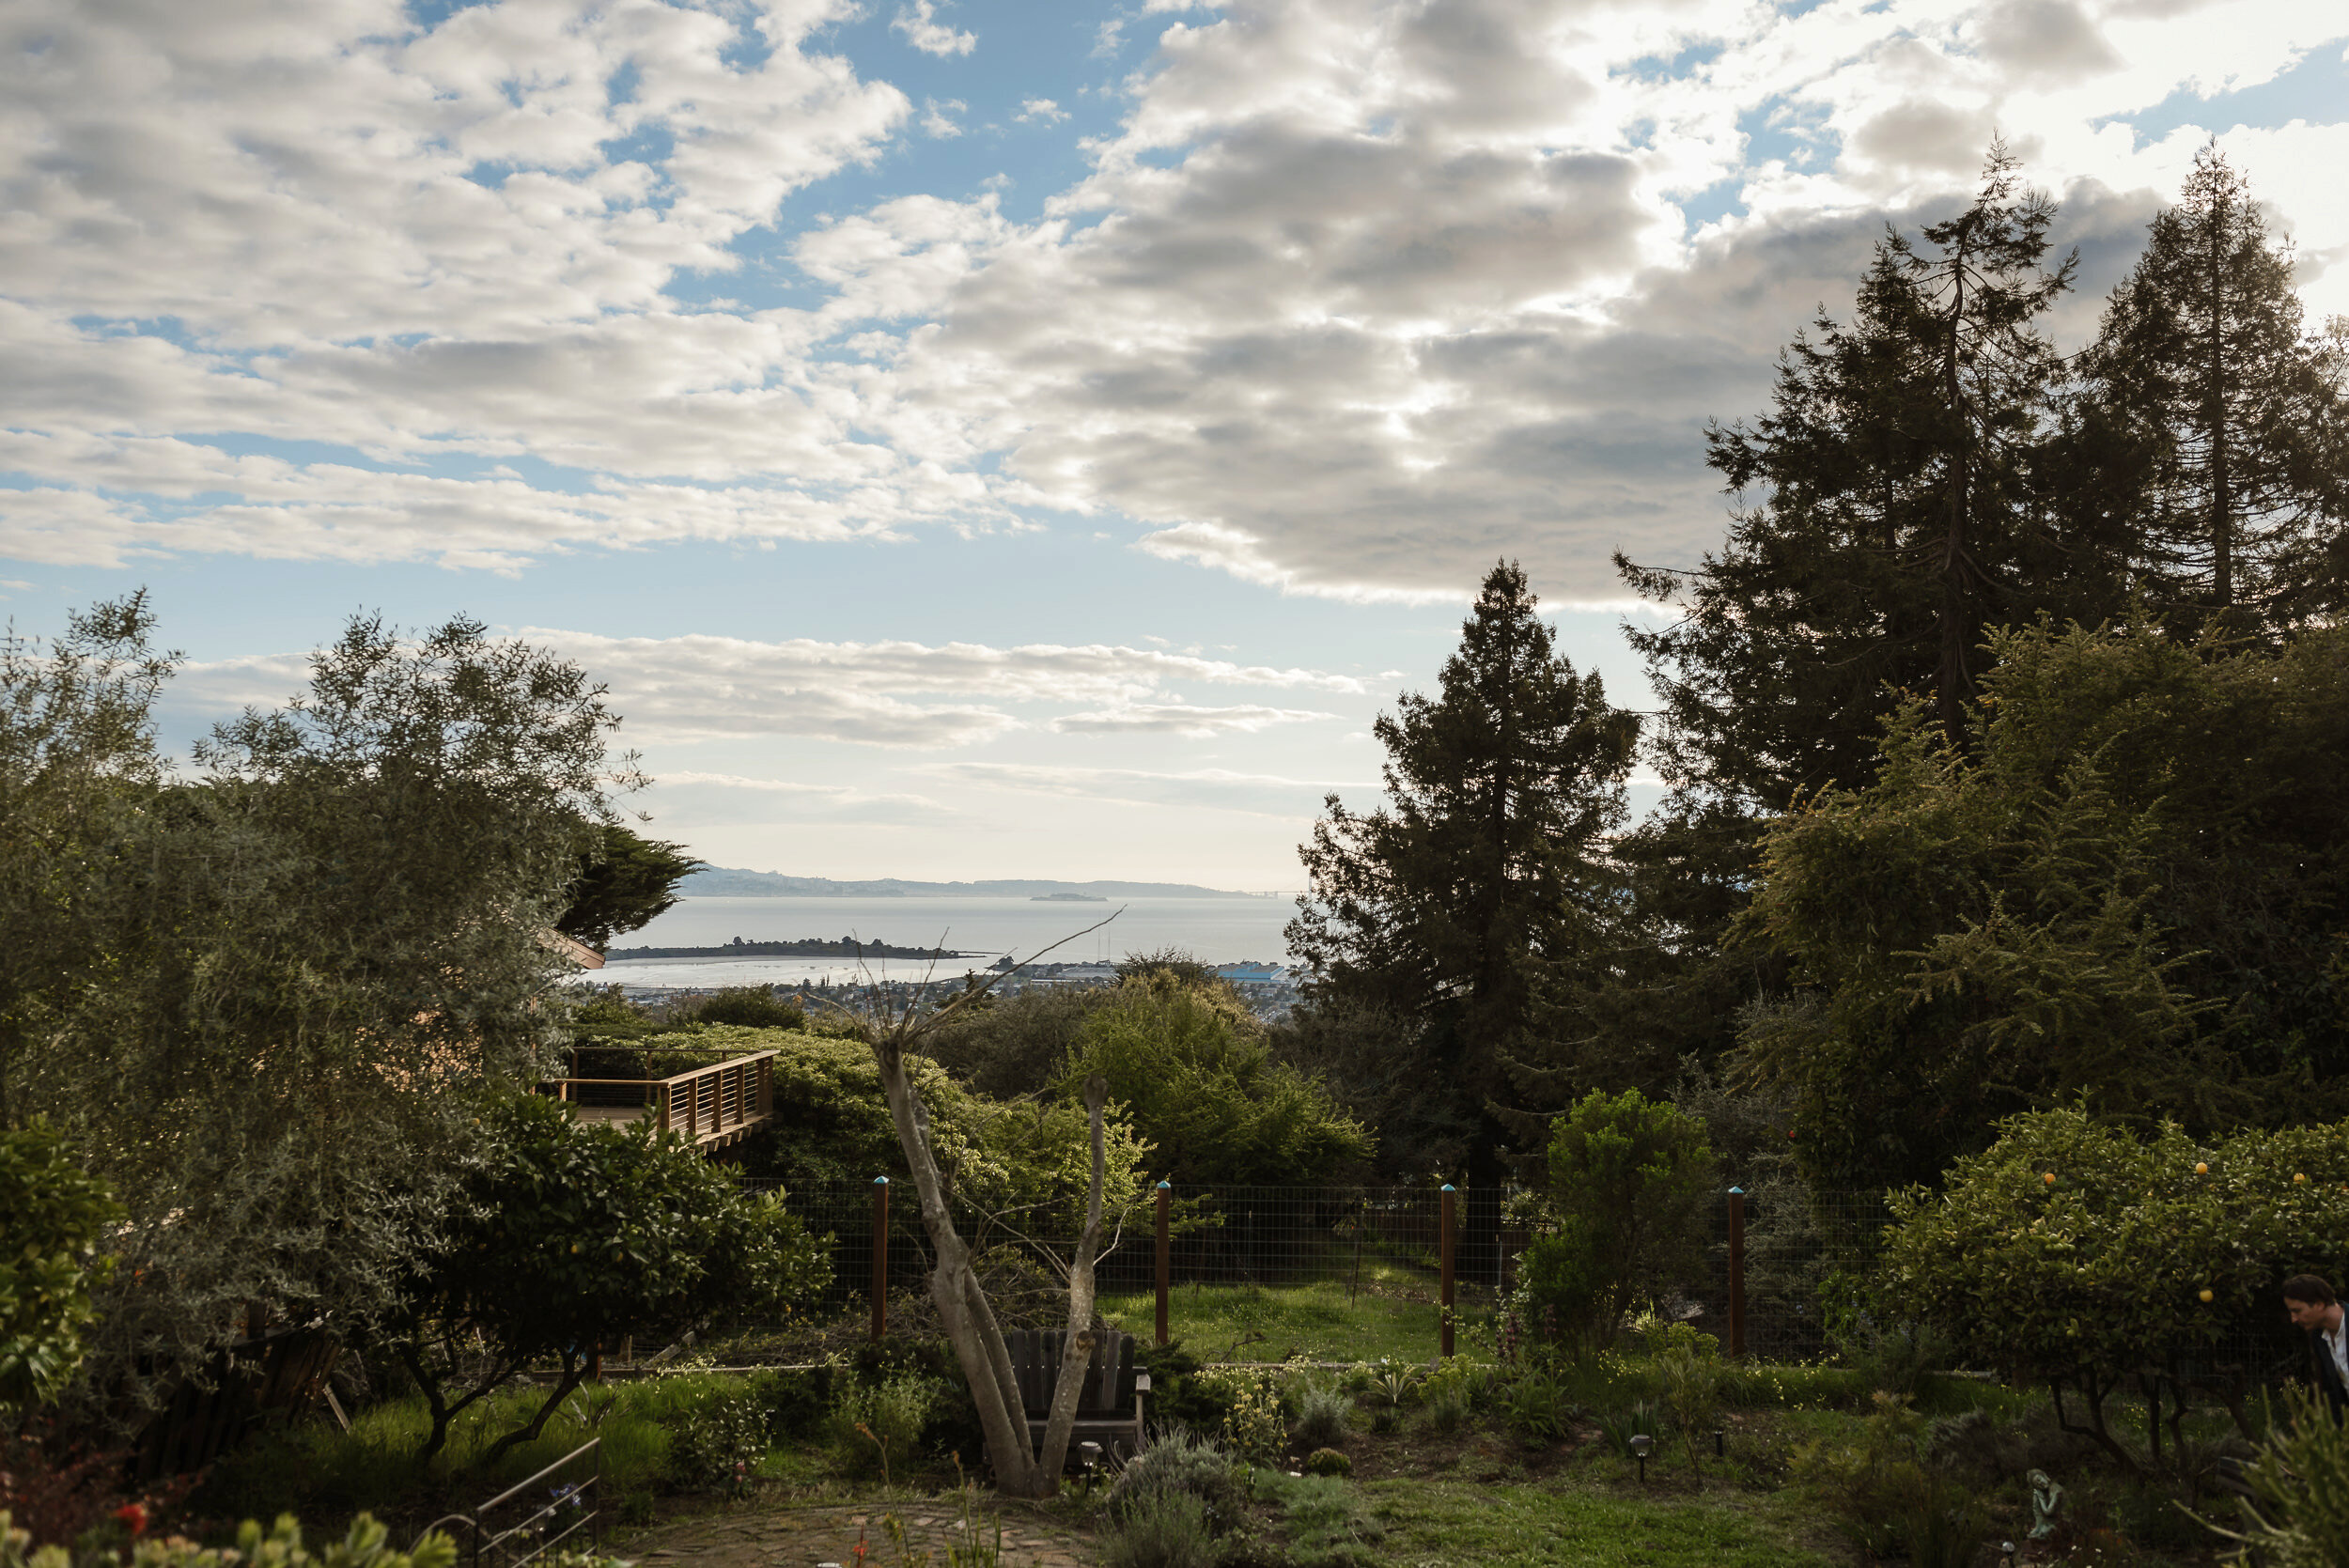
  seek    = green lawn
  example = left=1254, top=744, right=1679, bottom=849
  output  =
left=1098, top=1268, right=1457, bottom=1363
left=1359, top=1479, right=1834, bottom=1567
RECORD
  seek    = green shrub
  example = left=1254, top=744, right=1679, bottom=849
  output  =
left=1364, top=1358, right=1418, bottom=1413
left=1418, top=1357, right=1486, bottom=1413
left=1423, top=1381, right=1471, bottom=1436
left=1290, top=1377, right=1350, bottom=1451
left=2197, top=1384, right=2349, bottom=1565
left=1543, top=1089, right=1715, bottom=1352
left=1882, top=1110, right=2349, bottom=1448
left=848, top=1338, right=984, bottom=1467
left=1657, top=1344, right=1722, bottom=1469
left=830, top=1369, right=940, bottom=1483
left=0, top=1124, right=121, bottom=1411
left=1850, top=1320, right=1951, bottom=1397
left=1595, top=1399, right=1665, bottom=1458
left=1104, top=1425, right=1244, bottom=1536
left=386, top=1094, right=830, bottom=1463
left=1301, top=1448, right=1351, bottom=1478
left=1100, top=1491, right=1215, bottom=1568
left=684, top=987, right=805, bottom=1030
left=2, top=1513, right=456, bottom=1568
left=758, top=1362, right=839, bottom=1439
left=1062, top=974, right=1375, bottom=1187
left=1793, top=1391, right=1990, bottom=1562
left=1513, top=1224, right=1609, bottom=1358
left=1500, top=1369, right=1575, bottom=1444
left=1196, top=1369, right=1284, bottom=1466
left=1627, top=1312, right=1719, bottom=1360
left=1133, top=1341, right=1214, bottom=1434
left=670, top=1388, right=766, bottom=1494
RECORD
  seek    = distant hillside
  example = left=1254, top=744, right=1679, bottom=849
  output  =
left=680, top=868, right=1268, bottom=899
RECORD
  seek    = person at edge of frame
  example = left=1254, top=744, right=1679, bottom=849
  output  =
left=2282, top=1272, right=2349, bottom=1418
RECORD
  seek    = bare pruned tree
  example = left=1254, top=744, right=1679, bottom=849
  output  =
left=845, top=910, right=1126, bottom=1497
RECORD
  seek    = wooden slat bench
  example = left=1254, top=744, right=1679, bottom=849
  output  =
left=1003, top=1327, right=1149, bottom=1465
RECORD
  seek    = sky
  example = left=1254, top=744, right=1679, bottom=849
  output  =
left=4, top=0, right=2346, bottom=891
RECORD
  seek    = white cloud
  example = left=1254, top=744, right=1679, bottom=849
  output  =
left=646, top=770, right=950, bottom=822
left=921, top=97, right=968, bottom=137
left=1017, top=98, right=1070, bottom=124
left=532, top=628, right=1361, bottom=694
left=159, top=628, right=1372, bottom=751
left=919, top=760, right=1372, bottom=814
left=515, top=628, right=1366, bottom=747
left=0, top=0, right=2343, bottom=607
left=1049, top=702, right=1337, bottom=736
left=893, top=0, right=977, bottom=56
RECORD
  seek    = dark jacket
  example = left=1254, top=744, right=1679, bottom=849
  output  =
left=2308, top=1324, right=2349, bottom=1416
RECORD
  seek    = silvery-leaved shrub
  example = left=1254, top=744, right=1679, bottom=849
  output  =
left=1289, top=1376, right=1351, bottom=1451
left=1099, top=1492, right=1214, bottom=1568
left=1102, top=1424, right=1243, bottom=1536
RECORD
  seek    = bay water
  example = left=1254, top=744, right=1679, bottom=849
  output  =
left=586, top=893, right=1299, bottom=989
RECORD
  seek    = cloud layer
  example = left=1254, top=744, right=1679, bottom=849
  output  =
left=3, top=0, right=2344, bottom=600
left=175, top=628, right=1370, bottom=749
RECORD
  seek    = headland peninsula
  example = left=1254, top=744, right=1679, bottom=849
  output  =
left=604, top=936, right=976, bottom=961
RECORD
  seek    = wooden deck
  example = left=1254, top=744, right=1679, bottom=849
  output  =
left=542, top=1050, right=776, bottom=1153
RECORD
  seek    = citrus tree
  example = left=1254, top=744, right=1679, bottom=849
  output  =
left=387, top=1094, right=828, bottom=1462
left=1881, top=1109, right=2349, bottom=1467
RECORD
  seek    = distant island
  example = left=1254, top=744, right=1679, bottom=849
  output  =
left=606, top=937, right=977, bottom=961
left=1032, top=893, right=1107, bottom=902
left=681, top=868, right=1266, bottom=899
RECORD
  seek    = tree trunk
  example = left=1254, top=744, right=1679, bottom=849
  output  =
left=1937, top=270, right=1975, bottom=753
left=870, top=1032, right=1116, bottom=1498
left=2204, top=201, right=2234, bottom=611
left=397, top=1328, right=521, bottom=1463
left=1034, top=1076, right=1110, bottom=1479
left=481, top=1346, right=585, bottom=1467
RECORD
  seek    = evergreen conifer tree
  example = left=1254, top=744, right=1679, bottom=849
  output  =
left=1287, top=561, right=1636, bottom=1183
left=2085, top=143, right=2349, bottom=632
left=1624, top=142, right=2104, bottom=800
left=1602, top=145, right=2128, bottom=1082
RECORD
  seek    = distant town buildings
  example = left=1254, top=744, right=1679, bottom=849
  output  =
left=611, top=956, right=1300, bottom=1021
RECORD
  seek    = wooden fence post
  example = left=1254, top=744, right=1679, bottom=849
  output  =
left=1156, top=1181, right=1172, bottom=1347
left=1727, top=1187, right=1747, bottom=1359
left=871, top=1176, right=889, bottom=1343
left=1439, top=1185, right=1456, bottom=1359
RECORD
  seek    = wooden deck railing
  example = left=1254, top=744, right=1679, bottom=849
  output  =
left=543, top=1050, right=776, bottom=1152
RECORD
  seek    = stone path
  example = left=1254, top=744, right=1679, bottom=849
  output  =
left=615, top=1500, right=1097, bottom=1568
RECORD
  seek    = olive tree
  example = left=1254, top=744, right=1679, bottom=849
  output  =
left=1, top=598, right=634, bottom=1423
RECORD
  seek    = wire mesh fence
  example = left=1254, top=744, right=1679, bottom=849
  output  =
left=682, top=1176, right=2318, bottom=1388
left=1695, top=1181, right=1894, bottom=1361
left=720, top=1179, right=1500, bottom=1362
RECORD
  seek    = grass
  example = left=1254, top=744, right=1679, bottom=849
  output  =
left=196, top=1372, right=788, bottom=1527
left=174, top=1282, right=2228, bottom=1568
left=1097, top=1269, right=1459, bottom=1364
left=1360, top=1478, right=1834, bottom=1567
